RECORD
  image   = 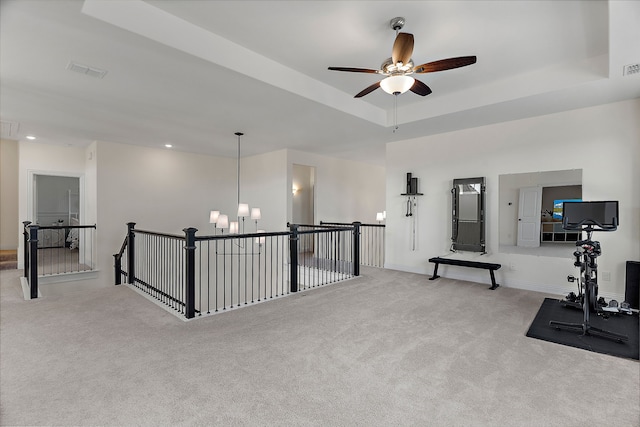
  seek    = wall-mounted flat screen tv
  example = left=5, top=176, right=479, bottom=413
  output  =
left=553, top=199, right=582, bottom=220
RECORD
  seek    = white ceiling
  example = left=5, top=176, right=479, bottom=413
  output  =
left=1, top=0, right=639, bottom=165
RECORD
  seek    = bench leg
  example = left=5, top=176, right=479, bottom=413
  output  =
left=489, top=270, right=499, bottom=290
left=429, top=263, right=440, bottom=280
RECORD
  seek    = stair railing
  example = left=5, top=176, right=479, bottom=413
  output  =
left=22, top=221, right=97, bottom=299
left=320, top=221, right=385, bottom=267
left=114, top=222, right=361, bottom=319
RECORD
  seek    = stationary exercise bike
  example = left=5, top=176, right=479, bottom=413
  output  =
left=549, top=201, right=628, bottom=342
left=562, top=238, right=604, bottom=312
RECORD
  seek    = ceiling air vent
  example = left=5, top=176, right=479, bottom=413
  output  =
left=0, top=120, right=20, bottom=138
left=66, top=61, right=108, bottom=79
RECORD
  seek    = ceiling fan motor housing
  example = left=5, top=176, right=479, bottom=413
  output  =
left=390, top=17, right=405, bottom=31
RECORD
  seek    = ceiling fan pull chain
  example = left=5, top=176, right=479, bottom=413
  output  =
left=393, top=94, right=399, bottom=132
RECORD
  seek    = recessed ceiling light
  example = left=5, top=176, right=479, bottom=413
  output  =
left=164, top=144, right=172, bottom=148
left=26, top=135, right=36, bottom=140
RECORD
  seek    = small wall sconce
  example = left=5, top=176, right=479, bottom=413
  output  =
left=376, top=212, right=384, bottom=223
left=292, top=186, right=299, bottom=195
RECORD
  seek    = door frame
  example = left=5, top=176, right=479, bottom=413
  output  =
left=27, top=170, right=85, bottom=225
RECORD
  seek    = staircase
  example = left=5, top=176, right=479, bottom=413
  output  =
left=0, top=250, right=18, bottom=270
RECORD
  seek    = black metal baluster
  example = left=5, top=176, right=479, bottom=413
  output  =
left=153, top=235, right=156, bottom=296
left=258, top=236, right=264, bottom=301
left=215, top=238, right=219, bottom=312
left=199, top=241, right=203, bottom=316
left=257, top=237, right=262, bottom=301
left=223, top=238, right=227, bottom=310
left=172, top=237, right=175, bottom=309
left=175, top=238, right=179, bottom=311
left=179, top=237, right=184, bottom=312
left=285, top=235, right=290, bottom=295
left=179, top=238, right=184, bottom=312
left=238, top=236, right=241, bottom=307
left=173, top=237, right=176, bottom=309
left=206, top=240, right=210, bottom=314
left=230, top=237, right=234, bottom=308
left=251, top=236, right=255, bottom=303
left=157, top=235, right=161, bottom=300
left=244, top=236, right=248, bottom=304
left=275, top=234, right=279, bottom=296
left=166, top=237, right=170, bottom=307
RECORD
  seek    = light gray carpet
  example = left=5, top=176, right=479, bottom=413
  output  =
left=1, top=267, right=638, bottom=426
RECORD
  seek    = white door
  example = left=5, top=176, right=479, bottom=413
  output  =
left=517, top=186, right=542, bottom=247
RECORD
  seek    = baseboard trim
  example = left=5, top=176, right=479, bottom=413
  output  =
left=39, top=270, right=99, bottom=284
left=20, top=277, right=42, bottom=300
left=383, top=264, right=625, bottom=301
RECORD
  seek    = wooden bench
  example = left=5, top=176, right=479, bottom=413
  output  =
left=428, top=257, right=501, bottom=290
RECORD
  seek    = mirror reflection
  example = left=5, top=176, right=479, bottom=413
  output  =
left=452, top=177, right=486, bottom=253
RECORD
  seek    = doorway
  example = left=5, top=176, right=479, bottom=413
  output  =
left=292, top=164, right=315, bottom=225
left=293, top=164, right=315, bottom=254
left=32, top=174, right=81, bottom=251
left=33, top=174, right=80, bottom=226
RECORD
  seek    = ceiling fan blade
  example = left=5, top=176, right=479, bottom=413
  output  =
left=409, top=79, right=432, bottom=96
left=354, top=81, right=381, bottom=98
left=391, top=32, right=414, bottom=65
left=413, top=56, right=477, bottom=73
left=328, top=67, right=379, bottom=74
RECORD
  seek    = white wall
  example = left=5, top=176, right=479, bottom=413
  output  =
left=286, top=150, right=386, bottom=225
left=94, top=141, right=237, bottom=287
left=386, top=99, right=640, bottom=301
left=0, top=139, right=19, bottom=250
left=240, top=148, right=386, bottom=230
left=240, top=149, right=288, bottom=232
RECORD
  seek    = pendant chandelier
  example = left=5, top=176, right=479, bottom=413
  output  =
left=209, top=132, right=261, bottom=234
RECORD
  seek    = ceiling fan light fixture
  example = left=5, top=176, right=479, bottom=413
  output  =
left=380, top=75, right=415, bottom=95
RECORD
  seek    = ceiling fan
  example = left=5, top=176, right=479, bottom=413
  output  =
left=328, top=17, right=477, bottom=98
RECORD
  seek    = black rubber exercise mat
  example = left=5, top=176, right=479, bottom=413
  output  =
left=526, top=298, right=639, bottom=360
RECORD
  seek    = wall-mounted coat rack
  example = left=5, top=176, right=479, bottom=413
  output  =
left=402, top=173, right=423, bottom=251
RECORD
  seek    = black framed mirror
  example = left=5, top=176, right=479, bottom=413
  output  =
left=451, top=177, right=486, bottom=252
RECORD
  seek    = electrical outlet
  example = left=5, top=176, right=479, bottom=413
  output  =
left=623, top=63, right=640, bottom=76
left=601, top=271, right=611, bottom=282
